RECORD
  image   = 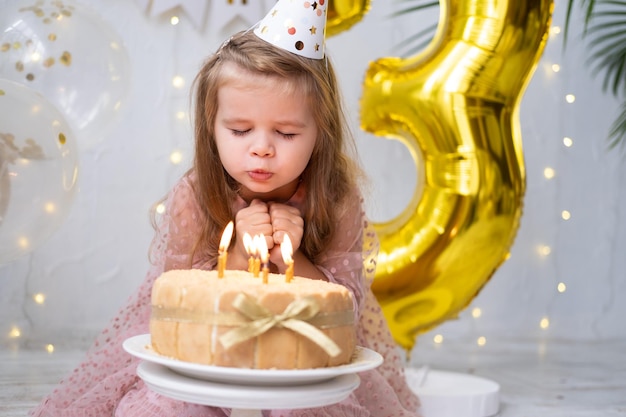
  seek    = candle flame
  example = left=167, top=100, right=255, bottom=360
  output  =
left=243, top=232, right=254, bottom=255
left=281, top=234, right=293, bottom=263
left=219, top=221, right=234, bottom=251
left=257, top=235, right=269, bottom=262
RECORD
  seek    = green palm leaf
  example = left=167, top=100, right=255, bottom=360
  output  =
left=566, top=0, right=626, bottom=149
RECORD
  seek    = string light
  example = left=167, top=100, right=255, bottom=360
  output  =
left=433, top=334, right=443, bottom=344
left=471, top=307, right=482, bottom=318
left=551, top=63, right=560, bottom=73
left=155, top=203, right=166, bottom=215
left=46, top=344, right=55, bottom=353
left=18, top=237, right=30, bottom=250
left=170, top=16, right=180, bottom=25
left=565, top=94, right=576, bottom=103
left=8, top=326, right=21, bottom=338
left=33, top=293, right=46, bottom=304
left=540, top=317, right=550, bottom=329
left=543, top=167, right=555, bottom=179
left=561, top=210, right=571, bottom=220
left=44, top=202, right=56, bottom=213
left=477, top=336, right=486, bottom=346
left=175, top=111, right=186, bottom=120
left=537, top=245, right=551, bottom=257
left=562, top=136, right=573, bottom=147
left=172, top=75, right=185, bottom=89
left=169, top=150, right=183, bottom=165
left=557, top=282, right=567, bottom=293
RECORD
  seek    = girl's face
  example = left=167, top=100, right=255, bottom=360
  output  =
left=214, top=65, right=318, bottom=203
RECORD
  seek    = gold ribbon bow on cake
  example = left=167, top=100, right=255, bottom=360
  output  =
left=219, top=293, right=343, bottom=358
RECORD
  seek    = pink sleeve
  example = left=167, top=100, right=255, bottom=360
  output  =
left=150, top=175, right=209, bottom=271
left=316, top=191, right=377, bottom=318
left=29, top=176, right=209, bottom=417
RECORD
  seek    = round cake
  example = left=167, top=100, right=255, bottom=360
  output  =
left=150, top=269, right=356, bottom=369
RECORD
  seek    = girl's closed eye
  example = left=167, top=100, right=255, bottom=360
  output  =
left=277, top=131, right=296, bottom=139
left=231, top=129, right=250, bottom=136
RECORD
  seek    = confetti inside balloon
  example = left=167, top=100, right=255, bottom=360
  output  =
left=360, top=0, right=554, bottom=350
left=0, top=0, right=131, bottom=150
left=0, top=79, right=79, bottom=265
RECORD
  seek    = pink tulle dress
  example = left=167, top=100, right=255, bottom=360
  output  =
left=30, top=173, right=421, bottom=417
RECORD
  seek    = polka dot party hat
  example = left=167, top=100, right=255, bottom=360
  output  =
left=254, top=0, right=328, bottom=60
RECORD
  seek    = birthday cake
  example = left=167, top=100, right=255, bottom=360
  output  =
left=150, top=269, right=356, bottom=369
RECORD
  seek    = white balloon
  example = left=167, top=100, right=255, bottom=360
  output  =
left=0, top=79, right=79, bottom=264
left=0, top=0, right=131, bottom=150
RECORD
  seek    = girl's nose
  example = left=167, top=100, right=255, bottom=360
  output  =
left=250, top=133, right=274, bottom=157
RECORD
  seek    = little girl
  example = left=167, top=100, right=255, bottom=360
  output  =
left=31, top=4, right=422, bottom=417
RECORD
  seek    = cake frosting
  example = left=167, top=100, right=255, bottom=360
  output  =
left=150, top=269, right=356, bottom=369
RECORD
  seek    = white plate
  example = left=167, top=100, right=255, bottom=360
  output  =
left=123, top=334, right=383, bottom=385
left=137, top=361, right=360, bottom=409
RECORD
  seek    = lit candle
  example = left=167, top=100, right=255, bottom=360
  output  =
left=257, top=236, right=270, bottom=284
left=218, top=221, right=234, bottom=278
left=252, top=235, right=262, bottom=278
left=281, top=234, right=294, bottom=283
left=243, top=232, right=255, bottom=273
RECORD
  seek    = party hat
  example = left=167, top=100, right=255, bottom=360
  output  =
left=254, top=0, right=328, bottom=60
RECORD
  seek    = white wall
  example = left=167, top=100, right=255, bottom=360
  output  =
left=1, top=0, right=624, bottom=353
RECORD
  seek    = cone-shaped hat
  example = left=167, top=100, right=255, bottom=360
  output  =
left=254, top=0, right=328, bottom=59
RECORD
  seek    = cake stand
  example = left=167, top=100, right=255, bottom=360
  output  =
left=124, top=334, right=384, bottom=417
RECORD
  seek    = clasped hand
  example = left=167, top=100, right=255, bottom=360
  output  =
left=233, top=199, right=303, bottom=271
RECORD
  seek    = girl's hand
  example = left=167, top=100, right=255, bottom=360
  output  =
left=267, top=202, right=304, bottom=266
left=234, top=199, right=274, bottom=257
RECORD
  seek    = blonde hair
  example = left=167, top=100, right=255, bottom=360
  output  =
left=187, top=30, right=362, bottom=266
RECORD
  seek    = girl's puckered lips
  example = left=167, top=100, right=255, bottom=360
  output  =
left=248, top=170, right=273, bottom=181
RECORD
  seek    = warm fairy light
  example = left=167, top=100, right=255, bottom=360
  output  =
left=155, top=203, right=165, bottom=215
left=550, top=26, right=561, bottom=35
left=31, top=51, right=41, bottom=62
left=561, top=210, right=571, bottom=220
left=543, top=167, right=555, bottom=179
left=563, top=137, right=573, bottom=147
left=433, top=334, right=443, bottom=344
left=217, top=221, right=234, bottom=278
left=18, top=237, right=30, bottom=249
left=538, top=245, right=551, bottom=257
left=8, top=326, right=21, bottom=338
left=46, top=344, right=55, bottom=353
left=557, top=282, right=567, bottom=293
left=33, top=293, right=46, bottom=304
left=169, top=150, right=183, bottom=165
left=551, top=63, right=560, bottom=72
left=540, top=317, right=550, bottom=329
left=477, top=336, right=486, bottom=346
left=471, top=307, right=482, bottom=318
left=172, top=76, right=185, bottom=89
left=281, top=234, right=294, bottom=282
left=176, top=111, right=186, bottom=120
left=170, top=15, right=180, bottom=25
left=565, top=94, right=576, bottom=103
left=44, top=202, right=56, bottom=213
